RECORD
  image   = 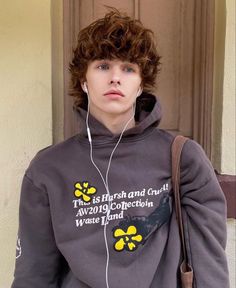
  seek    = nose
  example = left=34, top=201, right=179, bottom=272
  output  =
left=109, top=66, right=121, bottom=85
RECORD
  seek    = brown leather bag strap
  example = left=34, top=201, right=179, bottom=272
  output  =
left=172, top=135, right=194, bottom=287
left=171, top=135, right=189, bottom=264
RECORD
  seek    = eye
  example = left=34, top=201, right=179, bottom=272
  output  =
left=97, top=63, right=109, bottom=70
left=124, top=66, right=135, bottom=73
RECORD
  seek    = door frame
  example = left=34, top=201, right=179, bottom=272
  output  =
left=63, top=0, right=215, bottom=159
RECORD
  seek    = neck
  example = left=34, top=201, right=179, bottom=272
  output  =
left=106, top=116, right=136, bottom=134
left=90, top=111, right=136, bottom=135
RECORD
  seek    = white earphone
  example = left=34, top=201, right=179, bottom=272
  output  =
left=137, top=87, right=142, bottom=97
left=82, top=82, right=88, bottom=94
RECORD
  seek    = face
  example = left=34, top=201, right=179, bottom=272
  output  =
left=84, top=59, right=142, bottom=123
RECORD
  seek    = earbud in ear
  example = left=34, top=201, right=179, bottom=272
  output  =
left=83, top=82, right=88, bottom=94
left=137, top=87, right=142, bottom=97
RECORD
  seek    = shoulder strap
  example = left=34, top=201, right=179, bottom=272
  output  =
left=171, top=135, right=188, bottom=264
left=172, top=135, right=194, bottom=286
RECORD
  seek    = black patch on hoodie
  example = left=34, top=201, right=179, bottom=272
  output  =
left=112, top=193, right=172, bottom=252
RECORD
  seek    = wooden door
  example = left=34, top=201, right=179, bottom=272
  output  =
left=63, top=0, right=214, bottom=158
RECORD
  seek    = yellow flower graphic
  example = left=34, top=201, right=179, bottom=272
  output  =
left=74, top=181, right=97, bottom=202
left=113, top=225, right=143, bottom=252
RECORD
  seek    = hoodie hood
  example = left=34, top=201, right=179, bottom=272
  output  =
left=74, top=93, right=162, bottom=142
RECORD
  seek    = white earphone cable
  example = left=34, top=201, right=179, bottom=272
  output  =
left=85, top=85, right=138, bottom=288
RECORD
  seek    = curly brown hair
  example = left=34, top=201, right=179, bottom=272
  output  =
left=69, top=8, right=161, bottom=109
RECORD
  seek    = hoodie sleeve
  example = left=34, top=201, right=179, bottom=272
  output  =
left=180, top=140, right=229, bottom=288
left=12, top=174, right=63, bottom=288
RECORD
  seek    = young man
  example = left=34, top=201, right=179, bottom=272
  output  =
left=12, top=9, right=229, bottom=288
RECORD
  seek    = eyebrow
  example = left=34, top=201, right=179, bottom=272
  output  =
left=93, top=59, right=139, bottom=71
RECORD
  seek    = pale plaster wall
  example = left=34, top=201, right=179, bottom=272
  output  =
left=212, top=0, right=226, bottom=172
left=52, top=0, right=64, bottom=144
left=213, top=0, right=236, bottom=175
left=0, top=0, right=52, bottom=286
left=221, top=0, right=236, bottom=175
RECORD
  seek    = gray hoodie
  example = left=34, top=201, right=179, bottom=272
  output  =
left=12, top=94, right=229, bottom=288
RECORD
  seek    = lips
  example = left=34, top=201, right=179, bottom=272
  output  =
left=104, top=89, right=124, bottom=97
